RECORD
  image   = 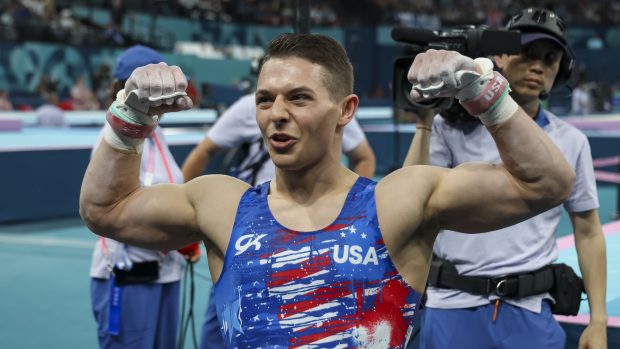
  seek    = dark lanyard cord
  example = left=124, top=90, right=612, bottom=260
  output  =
left=177, top=262, right=198, bottom=349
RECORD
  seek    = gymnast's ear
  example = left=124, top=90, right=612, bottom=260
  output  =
left=338, top=94, right=359, bottom=127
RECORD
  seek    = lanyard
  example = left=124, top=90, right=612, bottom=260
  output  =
left=144, top=131, right=174, bottom=186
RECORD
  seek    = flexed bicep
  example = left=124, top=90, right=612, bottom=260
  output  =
left=426, top=161, right=542, bottom=233
left=81, top=142, right=202, bottom=251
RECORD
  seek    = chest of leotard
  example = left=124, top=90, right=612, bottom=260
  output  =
left=214, top=177, right=422, bottom=348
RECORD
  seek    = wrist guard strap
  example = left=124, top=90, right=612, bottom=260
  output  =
left=458, top=69, right=518, bottom=126
left=460, top=71, right=510, bottom=116
left=106, top=101, right=157, bottom=139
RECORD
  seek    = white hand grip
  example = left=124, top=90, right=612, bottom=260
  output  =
left=124, top=90, right=188, bottom=114
left=454, top=70, right=481, bottom=87
left=413, top=81, right=445, bottom=99
left=147, top=91, right=188, bottom=101
left=413, top=69, right=482, bottom=99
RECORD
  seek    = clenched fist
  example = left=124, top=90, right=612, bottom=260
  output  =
left=104, top=63, right=194, bottom=153
left=407, top=49, right=483, bottom=101
left=124, top=62, right=194, bottom=116
left=407, top=50, right=517, bottom=125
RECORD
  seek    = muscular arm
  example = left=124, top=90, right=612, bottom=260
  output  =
left=80, top=140, right=202, bottom=250
left=80, top=63, right=250, bottom=252
left=382, top=52, right=574, bottom=234
left=432, top=109, right=574, bottom=231
left=182, top=137, right=221, bottom=182
left=379, top=107, right=575, bottom=236
left=345, top=139, right=376, bottom=178
left=81, top=139, right=250, bottom=251
left=571, top=209, right=608, bottom=347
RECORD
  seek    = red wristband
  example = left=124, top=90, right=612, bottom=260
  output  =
left=106, top=108, right=155, bottom=139
left=460, top=71, right=509, bottom=116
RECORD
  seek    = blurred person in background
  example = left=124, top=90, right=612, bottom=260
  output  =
left=572, top=80, right=594, bottom=115
left=0, top=89, right=13, bottom=111
left=92, top=63, right=114, bottom=107
left=71, top=76, right=100, bottom=110
left=35, top=75, right=66, bottom=127
left=591, top=80, right=612, bottom=114
left=571, top=64, right=594, bottom=116
left=88, top=45, right=201, bottom=349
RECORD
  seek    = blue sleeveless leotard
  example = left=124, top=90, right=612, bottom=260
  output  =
left=214, top=177, right=421, bottom=348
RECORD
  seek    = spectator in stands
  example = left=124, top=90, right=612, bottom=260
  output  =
left=41, top=0, right=57, bottom=23
left=35, top=74, right=66, bottom=126
left=0, top=90, right=13, bottom=111
left=37, top=75, right=58, bottom=102
left=88, top=44, right=201, bottom=349
left=92, top=63, right=113, bottom=107
left=5, top=0, right=32, bottom=23
left=310, top=2, right=339, bottom=26
left=110, top=0, right=125, bottom=28
left=405, top=8, right=607, bottom=349
left=71, top=76, right=100, bottom=110
left=57, top=8, right=76, bottom=30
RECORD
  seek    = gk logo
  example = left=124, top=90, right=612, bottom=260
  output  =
left=235, top=234, right=267, bottom=255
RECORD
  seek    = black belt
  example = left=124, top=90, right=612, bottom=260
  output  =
left=427, top=257, right=555, bottom=298
left=113, top=260, right=159, bottom=285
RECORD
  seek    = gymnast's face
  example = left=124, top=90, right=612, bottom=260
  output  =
left=255, top=56, right=344, bottom=171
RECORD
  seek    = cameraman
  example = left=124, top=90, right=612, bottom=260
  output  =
left=405, top=8, right=607, bottom=349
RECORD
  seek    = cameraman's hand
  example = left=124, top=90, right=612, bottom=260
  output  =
left=124, top=62, right=193, bottom=116
left=416, top=108, right=436, bottom=129
left=407, top=49, right=482, bottom=101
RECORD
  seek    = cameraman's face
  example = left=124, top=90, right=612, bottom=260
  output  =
left=495, top=40, right=563, bottom=103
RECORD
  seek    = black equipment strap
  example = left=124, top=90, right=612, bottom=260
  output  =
left=428, top=256, right=555, bottom=298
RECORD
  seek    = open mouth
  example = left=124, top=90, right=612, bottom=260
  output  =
left=270, top=133, right=296, bottom=150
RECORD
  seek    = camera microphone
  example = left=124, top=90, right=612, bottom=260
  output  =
left=391, top=27, right=439, bottom=46
left=391, top=27, right=521, bottom=57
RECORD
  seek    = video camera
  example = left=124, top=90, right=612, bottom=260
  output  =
left=391, top=26, right=522, bottom=111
